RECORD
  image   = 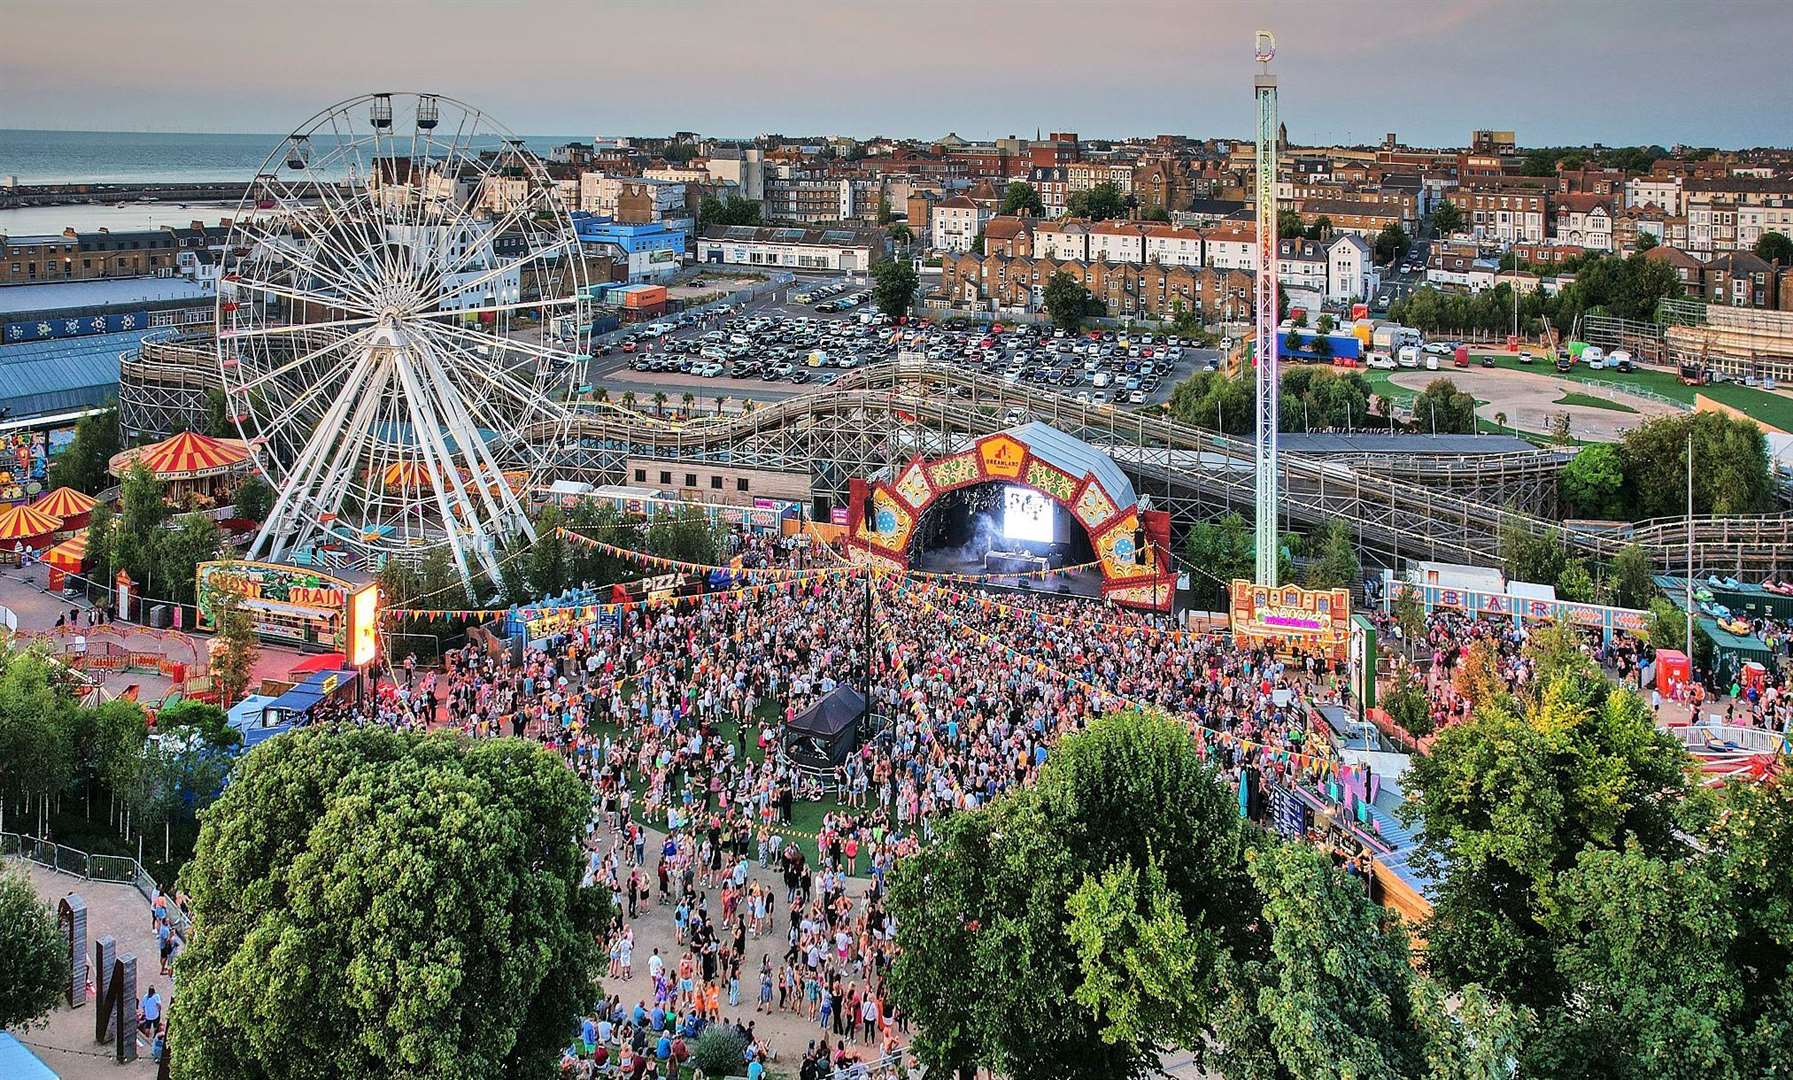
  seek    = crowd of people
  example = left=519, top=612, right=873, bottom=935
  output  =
left=318, top=523, right=1365, bottom=1072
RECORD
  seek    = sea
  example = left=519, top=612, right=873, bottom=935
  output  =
left=0, top=128, right=585, bottom=233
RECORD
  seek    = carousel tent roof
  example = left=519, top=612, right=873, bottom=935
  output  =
left=32, top=486, right=96, bottom=519
left=45, top=532, right=87, bottom=570
left=0, top=502, right=62, bottom=541
left=110, top=430, right=250, bottom=479
left=1002, top=421, right=1137, bottom=506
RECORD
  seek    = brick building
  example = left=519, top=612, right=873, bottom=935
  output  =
left=1, top=228, right=180, bottom=285
left=936, top=252, right=1250, bottom=321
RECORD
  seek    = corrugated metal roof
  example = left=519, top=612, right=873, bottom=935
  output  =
left=0, top=328, right=149, bottom=419
left=1005, top=421, right=1136, bottom=508
left=0, top=277, right=212, bottom=315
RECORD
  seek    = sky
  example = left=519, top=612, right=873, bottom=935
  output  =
left=5, top=0, right=1792, bottom=148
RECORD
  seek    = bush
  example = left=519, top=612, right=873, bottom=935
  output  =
left=691, top=1026, right=748, bottom=1077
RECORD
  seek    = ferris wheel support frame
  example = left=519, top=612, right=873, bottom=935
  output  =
left=218, top=92, right=586, bottom=592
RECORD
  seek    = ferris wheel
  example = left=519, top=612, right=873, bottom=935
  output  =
left=216, top=92, right=588, bottom=588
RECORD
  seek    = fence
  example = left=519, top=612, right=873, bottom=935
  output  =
left=2, top=830, right=190, bottom=935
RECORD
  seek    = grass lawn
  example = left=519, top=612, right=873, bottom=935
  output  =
left=1553, top=390, right=1637, bottom=414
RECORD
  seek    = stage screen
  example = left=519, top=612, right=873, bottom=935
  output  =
left=1002, top=486, right=1055, bottom=544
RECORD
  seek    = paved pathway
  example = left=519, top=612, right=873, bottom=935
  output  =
left=6, top=859, right=165, bottom=1079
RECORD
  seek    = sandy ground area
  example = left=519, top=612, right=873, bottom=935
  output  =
left=1390, top=366, right=1679, bottom=441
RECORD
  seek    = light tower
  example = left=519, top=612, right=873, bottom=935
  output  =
left=1252, top=30, right=1281, bottom=586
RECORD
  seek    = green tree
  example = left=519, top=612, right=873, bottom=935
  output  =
left=1499, top=517, right=1566, bottom=586
left=0, top=864, right=69, bottom=1031
left=888, top=711, right=1258, bottom=1080
left=1646, top=596, right=1687, bottom=651
left=47, top=404, right=121, bottom=494
left=1140, top=205, right=1171, bottom=223
left=871, top=258, right=920, bottom=317
left=1610, top=543, right=1656, bottom=609
left=1559, top=443, right=1625, bottom=519
left=1080, top=182, right=1127, bottom=222
left=156, top=699, right=240, bottom=750
left=1304, top=520, right=1360, bottom=590
left=1182, top=512, right=1254, bottom=609
left=652, top=390, right=668, bottom=417
left=887, top=222, right=913, bottom=247
left=1620, top=412, right=1772, bottom=519
left=1411, top=378, right=1479, bottom=434
left=525, top=505, right=569, bottom=599
left=1391, top=586, right=1426, bottom=644
left=1167, top=370, right=1254, bottom=435
left=1528, top=841, right=1748, bottom=1077
left=235, top=473, right=276, bottom=521
left=0, top=647, right=78, bottom=826
left=1430, top=201, right=1465, bottom=236
left=1401, top=673, right=1697, bottom=1012
left=698, top=194, right=762, bottom=229
left=170, top=728, right=608, bottom=1080
left=1373, top=223, right=1411, bottom=265
left=1204, top=839, right=1513, bottom=1076
left=1556, top=558, right=1597, bottom=604
left=1754, top=230, right=1793, bottom=266
left=1043, top=270, right=1096, bottom=331
left=160, top=512, right=224, bottom=607
left=691, top=1025, right=748, bottom=1077
left=1635, top=231, right=1659, bottom=253
left=1276, top=208, right=1305, bottom=239
left=209, top=588, right=260, bottom=708
left=84, top=503, right=116, bottom=598
left=116, top=460, right=168, bottom=597
left=643, top=510, right=725, bottom=566
left=1000, top=181, right=1044, bottom=216
left=1384, top=663, right=1433, bottom=739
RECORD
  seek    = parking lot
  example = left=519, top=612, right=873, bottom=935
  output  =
left=585, top=285, right=1219, bottom=413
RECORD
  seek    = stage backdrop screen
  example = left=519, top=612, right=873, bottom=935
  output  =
left=1002, top=486, right=1055, bottom=544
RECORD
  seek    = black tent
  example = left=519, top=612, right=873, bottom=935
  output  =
left=783, top=686, right=866, bottom=772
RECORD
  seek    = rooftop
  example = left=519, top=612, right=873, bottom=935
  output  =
left=0, top=276, right=213, bottom=317
left=0, top=328, right=151, bottom=419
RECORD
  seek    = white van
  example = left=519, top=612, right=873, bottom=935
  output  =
left=1582, top=346, right=1606, bottom=369
left=1396, top=345, right=1420, bottom=369
left=1091, top=371, right=1113, bottom=388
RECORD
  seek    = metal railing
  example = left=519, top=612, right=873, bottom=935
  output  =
left=2, top=830, right=191, bottom=935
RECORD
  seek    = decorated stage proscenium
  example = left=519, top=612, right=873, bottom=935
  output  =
left=845, top=422, right=1175, bottom=610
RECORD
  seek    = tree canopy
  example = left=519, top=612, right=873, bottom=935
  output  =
left=871, top=258, right=919, bottom=317
left=1755, top=230, right=1793, bottom=266
left=0, top=864, right=69, bottom=1032
left=1069, top=182, right=1127, bottom=222
left=170, top=727, right=608, bottom=1079
left=46, top=405, right=120, bottom=494
left=697, top=194, right=762, bottom=229
left=1410, top=378, right=1479, bottom=434
left=1043, top=270, right=1098, bottom=330
left=1000, top=181, right=1044, bottom=216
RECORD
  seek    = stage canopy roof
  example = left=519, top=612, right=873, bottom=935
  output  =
left=1003, top=421, right=1136, bottom=506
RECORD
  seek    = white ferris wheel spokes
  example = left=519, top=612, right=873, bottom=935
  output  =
left=216, top=92, right=589, bottom=589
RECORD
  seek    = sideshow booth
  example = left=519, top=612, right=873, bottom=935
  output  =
left=783, top=686, right=866, bottom=772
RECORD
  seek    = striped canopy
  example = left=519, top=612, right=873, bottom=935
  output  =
left=111, top=431, right=250, bottom=480
left=0, top=502, right=63, bottom=542
left=32, top=487, right=96, bottom=521
left=44, top=532, right=88, bottom=571
left=382, top=461, right=434, bottom=489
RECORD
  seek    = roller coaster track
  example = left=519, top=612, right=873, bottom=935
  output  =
left=122, top=338, right=1793, bottom=572
left=541, top=361, right=1598, bottom=566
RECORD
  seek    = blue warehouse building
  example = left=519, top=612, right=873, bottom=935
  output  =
left=572, top=214, right=689, bottom=283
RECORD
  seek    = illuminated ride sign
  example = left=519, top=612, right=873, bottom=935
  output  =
left=1230, top=579, right=1351, bottom=654
left=345, top=583, right=381, bottom=667
left=196, top=560, right=353, bottom=646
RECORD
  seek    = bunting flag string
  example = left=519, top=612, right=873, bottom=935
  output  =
left=893, top=557, right=1107, bottom=584
left=387, top=569, right=845, bottom=623
left=884, top=581, right=1337, bottom=772
left=557, top=527, right=866, bottom=582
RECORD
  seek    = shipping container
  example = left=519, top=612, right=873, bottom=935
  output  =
left=1277, top=331, right=1362, bottom=361
left=620, top=284, right=669, bottom=309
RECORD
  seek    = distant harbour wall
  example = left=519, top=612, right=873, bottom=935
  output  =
left=0, top=180, right=329, bottom=210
